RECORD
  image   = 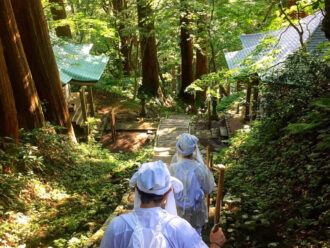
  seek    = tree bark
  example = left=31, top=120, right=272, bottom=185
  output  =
left=0, top=0, right=45, bottom=130
left=0, top=39, right=19, bottom=143
left=112, top=0, right=131, bottom=76
left=196, top=1, right=208, bottom=102
left=209, top=0, right=217, bottom=73
left=196, top=47, right=207, bottom=81
left=137, top=0, right=161, bottom=97
left=11, top=0, right=75, bottom=138
left=180, top=0, right=194, bottom=103
left=323, top=0, right=330, bottom=41
left=49, top=0, right=72, bottom=38
left=196, top=0, right=208, bottom=80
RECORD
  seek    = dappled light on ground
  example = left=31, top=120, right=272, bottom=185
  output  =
left=100, top=132, right=149, bottom=152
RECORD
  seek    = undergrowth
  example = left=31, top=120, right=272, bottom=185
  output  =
left=0, top=126, right=153, bottom=247
left=216, top=50, right=330, bottom=247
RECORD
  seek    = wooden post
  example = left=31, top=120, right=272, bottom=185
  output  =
left=245, top=82, right=251, bottom=121
left=226, top=85, right=231, bottom=95
left=214, top=164, right=225, bottom=231
left=236, top=81, right=241, bottom=92
left=110, top=108, right=116, bottom=142
left=211, top=97, right=218, bottom=120
left=80, top=86, right=87, bottom=124
left=251, top=84, right=259, bottom=120
left=208, top=100, right=211, bottom=129
left=87, top=86, right=95, bottom=117
left=210, top=154, right=213, bottom=170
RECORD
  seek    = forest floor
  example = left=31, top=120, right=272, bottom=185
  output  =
left=93, top=90, right=159, bottom=152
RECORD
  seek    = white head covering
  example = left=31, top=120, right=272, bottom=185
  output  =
left=176, top=133, right=198, bottom=156
left=130, top=160, right=183, bottom=215
left=172, top=133, right=205, bottom=165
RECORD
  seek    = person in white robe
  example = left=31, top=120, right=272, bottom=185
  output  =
left=170, top=133, right=215, bottom=234
left=100, top=160, right=225, bottom=248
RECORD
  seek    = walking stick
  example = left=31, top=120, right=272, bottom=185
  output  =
left=206, top=145, right=210, bottom=195
left=207, top=153, right=213, bottom=211
left=206, top=146, right=210, bottom=166
left=205, top=146, right=211, bottom=228
left=213, top=164, right=225, bottom=232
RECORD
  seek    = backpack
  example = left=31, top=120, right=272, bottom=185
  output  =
left=121, top=210, right=175, bottom=248
left=174, top=162, right=205, bottom=213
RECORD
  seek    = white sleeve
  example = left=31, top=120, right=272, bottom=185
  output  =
left=165, top=217, right=209, bottom=248
left=100, top=216, right=132, bottom=248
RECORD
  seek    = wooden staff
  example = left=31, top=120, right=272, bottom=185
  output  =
left=208, top=100, right=211, bottom=129
left=213, top=164, right=226, bottom=232
left=206, top=146, right=210, bottom=167
left=210, top=155, right=213, bottom=170
left=205, top=146, right=211, bottom=228
left=205, top=146, right=211, bottom=209
left=207, top=153, right=213, bottom=210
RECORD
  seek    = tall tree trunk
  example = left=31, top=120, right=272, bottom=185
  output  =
left=137, top=0, right=161, bottom=97
left=0, top=39, right=19, bottom=144
left=0, top=0, right=45, bottom=130
left=11, top=0, right=75, bottom=138
left=196, top=49, right=207, bottom=79
left=180, top=0, right=194, bottom=103
left=209, top=0, right=217, bottom=73
left=112, top=0, right=131, bottom=76
left=49, top=0, right=72, bottom=38
left=196, top=0, right=208, bottom=102
left=323, top=0, right=330, bottom=41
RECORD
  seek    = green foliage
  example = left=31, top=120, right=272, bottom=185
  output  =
left=216, top=51, right=330, bottom=247
left=216, top=92, right=245, bottom=114
left=0, top=126, right=153, bottom=247
left=261, top=49, right=330, bottom=122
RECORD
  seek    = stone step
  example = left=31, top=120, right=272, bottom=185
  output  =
left=156, top=130, right=186, bottom=139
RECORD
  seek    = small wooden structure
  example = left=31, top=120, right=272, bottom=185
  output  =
left=53, top=39, right=109, bottom=127
left=67, top=83, right=96, bottom=127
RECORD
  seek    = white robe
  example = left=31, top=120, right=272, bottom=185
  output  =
left=169, top=159, right=215, bottom=228
left=100, top=207, right=208, bottom=248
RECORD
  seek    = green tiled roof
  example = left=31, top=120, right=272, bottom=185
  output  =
left=53, top=42, right=109, bottom=85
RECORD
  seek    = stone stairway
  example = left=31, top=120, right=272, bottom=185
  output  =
left=152, top=115, right=191, bottom=166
